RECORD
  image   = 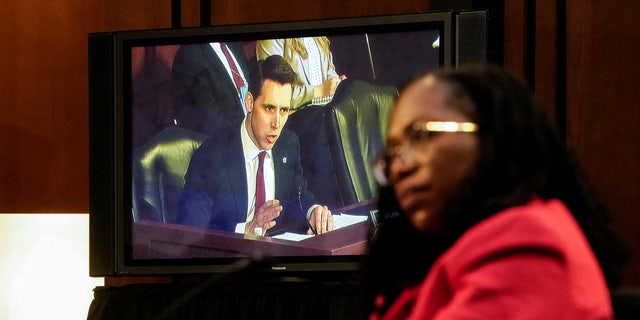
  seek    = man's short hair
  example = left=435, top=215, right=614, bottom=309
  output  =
left=247, top=55, right=297, bottom=98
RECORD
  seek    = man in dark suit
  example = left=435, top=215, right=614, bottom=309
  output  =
left=177, top=55, right=333, bottom=236
left=171, top=42, right=250, bottom=135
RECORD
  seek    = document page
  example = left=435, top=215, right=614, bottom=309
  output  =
left=272, top=214, right=369, bottom=241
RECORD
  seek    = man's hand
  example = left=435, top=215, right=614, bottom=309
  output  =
left=307, top=205, right=333, bottom=235
left=245, top=199, right=282, bottom=236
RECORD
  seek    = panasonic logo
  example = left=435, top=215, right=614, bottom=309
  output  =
left=271, top=266, right=287, bottom=271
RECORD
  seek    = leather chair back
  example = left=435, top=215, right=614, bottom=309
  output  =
left=327, top=79, right=397, bottom=203
left=132, top=126, right=208, bottom=223
left=285, top=79, right=397, bottom=210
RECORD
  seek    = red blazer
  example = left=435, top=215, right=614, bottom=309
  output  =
left=374, top=199, right=612, bottom=320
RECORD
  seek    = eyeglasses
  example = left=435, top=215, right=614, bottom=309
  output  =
left=373, top=121, right=479, bottom=186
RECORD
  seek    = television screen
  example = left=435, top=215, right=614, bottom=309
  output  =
left=89, top=11, right=489, bottom=276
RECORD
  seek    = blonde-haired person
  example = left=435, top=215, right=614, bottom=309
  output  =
left=256, top=37, right=346, bottom=110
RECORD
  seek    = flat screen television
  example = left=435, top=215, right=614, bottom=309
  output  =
left=89, top=10, right=493, bottom=277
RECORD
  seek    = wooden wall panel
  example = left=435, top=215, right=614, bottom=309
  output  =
left=504, top=0, right=559, bottom=122
left=0, top=1, right=104, bottom=212
left=180, top=0, right=203, bottom=28
left=0, top=0, right=176, bottom=213
left=566, top=0, right=640, bottom=286
left=502, top=0, right=528, bottom=76
left=209, top=0, right=429, bottom=25
left=104, top=0, right=173, bottom=31
left=533, top=0, right=559, bottom=121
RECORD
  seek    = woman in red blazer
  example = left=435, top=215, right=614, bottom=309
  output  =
left=362, top=65, right=627, bottom=319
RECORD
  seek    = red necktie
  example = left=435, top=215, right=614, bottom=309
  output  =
left=255, top=151, right=266, bottom=211
left=220, top=43, right=245, bottom=93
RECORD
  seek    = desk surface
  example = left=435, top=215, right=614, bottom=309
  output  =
left=132, top=200, right=377, bottom=259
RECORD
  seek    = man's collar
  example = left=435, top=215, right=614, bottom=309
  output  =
left=240, top=118, right=272, bottom=162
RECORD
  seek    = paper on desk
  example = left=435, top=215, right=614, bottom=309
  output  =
left=272, top=214, right=369, bottom=242
left=272, top=232, right=314, bottom=241
left=235, top=214, right=369, bottom=241
left=331, top=213, right=369, bottom=229
left=233, top=224, right=314, bottom=241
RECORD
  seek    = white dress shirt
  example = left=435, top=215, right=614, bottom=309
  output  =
left=240, top=119, right=275, bottom=222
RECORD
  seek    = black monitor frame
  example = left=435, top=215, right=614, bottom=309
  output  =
left=89, top=11, right=491, bottom=277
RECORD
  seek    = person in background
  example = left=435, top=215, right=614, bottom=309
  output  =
left=177, top=55, right=333, bottom=236
left=361, top=64, right=627, bottom=319
left=256, top=37, right=346, bottom=110
left=130, top=46, right=176, bottom=147
left=171, top=42, right=250, bottom=135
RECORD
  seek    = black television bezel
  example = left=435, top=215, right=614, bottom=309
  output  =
left=89, top=10, right=490, bottom=277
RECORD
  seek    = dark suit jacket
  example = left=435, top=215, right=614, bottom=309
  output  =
left=171, top=43, right=250, bottom=135
left=177, top=123, right=316, bottom=235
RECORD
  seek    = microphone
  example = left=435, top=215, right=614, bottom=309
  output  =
left=298, top=182, right=317, bottom=235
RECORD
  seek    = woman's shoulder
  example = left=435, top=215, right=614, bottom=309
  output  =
left=425, top=200, right=612, bottom=319
left=445, top=199, right=585, bottom=263
left=470, top=199, right=572, bottom=238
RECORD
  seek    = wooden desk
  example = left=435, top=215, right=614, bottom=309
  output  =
left=132, top=200, right=376, bottom=259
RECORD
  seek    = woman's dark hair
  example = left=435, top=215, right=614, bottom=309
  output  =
left=360, top=64, right=628, bottom=314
